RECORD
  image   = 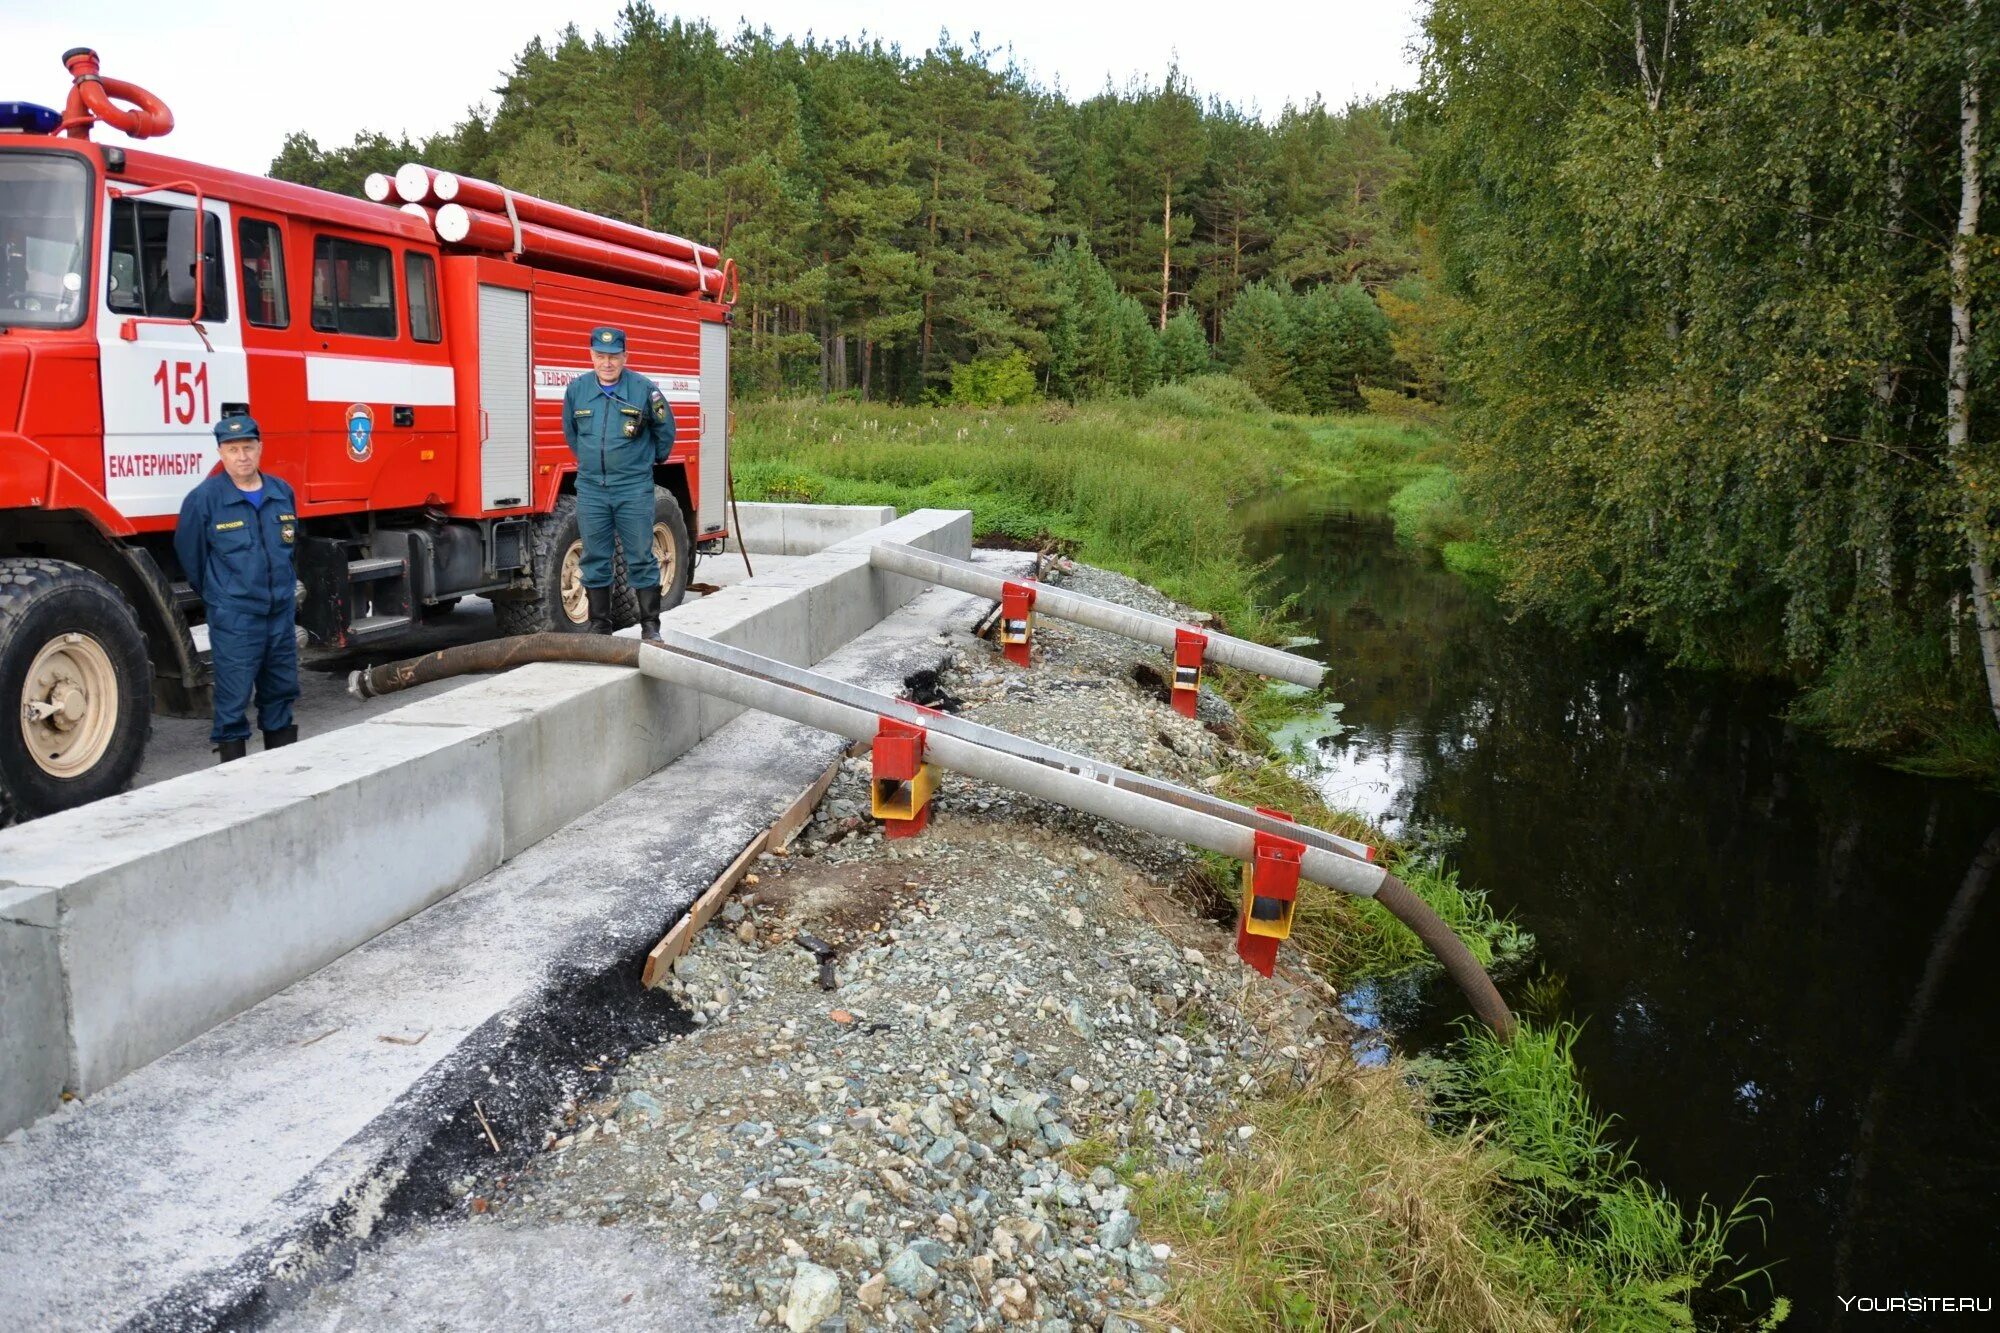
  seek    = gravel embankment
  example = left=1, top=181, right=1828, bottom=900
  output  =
left=450, top=565, right=1351, bottom=1331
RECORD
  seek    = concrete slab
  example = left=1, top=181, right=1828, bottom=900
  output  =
left=0, top=570, right=1023, bottom=1330
left=125, top=551, right=807, bottom=796
left=0, top=509, right=974, bottom=1136
left=723, top=501, right=897, bottom=555
left=7, top=721, right=504, bottom=1096
left=0, top=888, right=63, bottom=1141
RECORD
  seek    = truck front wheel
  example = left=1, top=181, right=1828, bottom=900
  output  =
left=0, top=558, right=153, bottom=822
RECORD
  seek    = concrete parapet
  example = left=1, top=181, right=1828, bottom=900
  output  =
left=0, top=507, right=973, bottom=1135
left=724, top=502, right=898, bottom=555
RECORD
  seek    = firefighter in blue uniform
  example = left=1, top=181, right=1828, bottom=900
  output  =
left=174, top=414, right=300, bottom=763
left=560, top=326, right=676, bottom=639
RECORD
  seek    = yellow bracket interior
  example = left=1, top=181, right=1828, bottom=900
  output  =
left=871, top=762, right=940, bottom=821
left=1239, top=862, right=1297, bottom=940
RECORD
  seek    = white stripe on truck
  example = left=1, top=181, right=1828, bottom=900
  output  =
left=304, top=355, right=457, bottom=406
left=532, top=365, right=702, bottom=402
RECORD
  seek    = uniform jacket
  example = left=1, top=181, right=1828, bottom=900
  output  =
left=561, top=370, right=676, bottom=487
left=173, top=471, right=299, bottom=616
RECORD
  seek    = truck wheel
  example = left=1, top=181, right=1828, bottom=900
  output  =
left=492, top=494, right=587, bottom=636
left=648, top=493, right=694, bottom=613
left=0, top=557, right=153, bottom=821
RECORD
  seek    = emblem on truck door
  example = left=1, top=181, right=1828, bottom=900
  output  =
left=346, top=403, right=375, bottom=462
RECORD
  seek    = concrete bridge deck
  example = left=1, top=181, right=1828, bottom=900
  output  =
left=0, top=504, right=1022, bottom=1328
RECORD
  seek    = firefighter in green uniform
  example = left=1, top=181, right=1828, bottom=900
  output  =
left=560, top=326, right=676, bottom=639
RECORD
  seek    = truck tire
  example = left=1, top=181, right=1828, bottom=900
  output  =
left=0, top=557, right=153, bottom=822
left=647, top=493, right=694, bottom=614
left=493, top=490, right=688, bottom=636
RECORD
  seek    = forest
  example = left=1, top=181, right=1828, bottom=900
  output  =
left=270, top=9, right=1416, bottom=411
left=274, top=0, right=2000, bottom=768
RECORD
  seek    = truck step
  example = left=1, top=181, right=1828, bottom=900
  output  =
left=347, top=614, right=412, bottom=639
left=347, top=557, right=406, bottom=582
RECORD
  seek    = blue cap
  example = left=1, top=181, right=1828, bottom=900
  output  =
left=589, top=326, right=627, bottom=355
left=214, top=414, right=261, bottom=445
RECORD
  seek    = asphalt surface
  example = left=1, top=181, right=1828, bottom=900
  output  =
left=133, top=550, right=778, bottom=792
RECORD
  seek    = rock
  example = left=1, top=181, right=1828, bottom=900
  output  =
left=1098, top=1211, right=1138, bottom=1250
left=844, top=1191, right=872, bottom=1220
left=619, top=1089, right=664, bottom=1123
left=994, top=1276, right=1035, bottom=1319
left=856, top=1272, right=888, bottom=1311
left=1102, top=1315, right=1141, bottom=1333
left=879, top=1166, right=912, bottom=1201
left=908, top=1237, right=948, bottom=1266
left=782, top=1263, right=842, bottom=1332
left=885, top=1245, right=940, bottom=1299
left=1065, top=998, right=1097, bottom=1040
left=990, top=1093, right=1045, bottom=1143
left=698, top=1192, right=719, bottom=1213
left=997, top=1216, right=1048, bottom=1253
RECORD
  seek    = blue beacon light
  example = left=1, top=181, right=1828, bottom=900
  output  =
left=0, top=103, right=63, bottom=135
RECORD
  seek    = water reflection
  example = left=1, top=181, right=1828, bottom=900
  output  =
left=1241, top=492, right=2000, bottom=1325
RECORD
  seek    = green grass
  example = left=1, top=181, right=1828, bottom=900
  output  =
left=1139, top=1031, right=1783, bottom=1332
left=735, top=396, right=1446, bottom=642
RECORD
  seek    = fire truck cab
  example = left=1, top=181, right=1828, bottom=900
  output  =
left=0, top=58, right=733, bottom=820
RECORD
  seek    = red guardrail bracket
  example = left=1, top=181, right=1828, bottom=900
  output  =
left=999, top=580, right=1037, bottom=667
left=870, top=716, right=937, bottom=838
left=1172, top=625, right=1208, bottom=718
left=1236, top=807, right=1304, bottom=977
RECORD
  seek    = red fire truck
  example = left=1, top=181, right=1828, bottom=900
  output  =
left=0, top=52, right=736, bottom=819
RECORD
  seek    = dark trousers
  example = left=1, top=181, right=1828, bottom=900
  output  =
left=576, top=482, right=660, bottom=590
left=208, top=605, right=299, bottom=743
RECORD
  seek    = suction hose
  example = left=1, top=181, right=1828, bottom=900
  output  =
left=350, top=634, right=1513, bottom=1037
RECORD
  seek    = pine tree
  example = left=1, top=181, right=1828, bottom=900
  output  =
left=1291, top=282, right=1393, bottom=412
left=1159, top=310, right=1211, bottom=381
left=1225, top=281, right=1300, bottom=411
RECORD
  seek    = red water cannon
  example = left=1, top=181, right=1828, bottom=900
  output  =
left=58, top=48, right=174, bottom=140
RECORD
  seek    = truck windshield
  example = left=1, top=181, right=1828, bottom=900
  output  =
left=0, top=152, right=92, bottom=329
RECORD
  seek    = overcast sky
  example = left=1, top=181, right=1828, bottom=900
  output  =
left=5, top=1, right=1426, bottom=175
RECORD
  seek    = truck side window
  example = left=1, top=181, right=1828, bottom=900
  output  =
left=106, top=198, right=228, bottom=322
left=405, top=251, right=441, bottom=343
left=310, top=236, right=397, bottom=338
left=238, top=219, right=288, bottom=328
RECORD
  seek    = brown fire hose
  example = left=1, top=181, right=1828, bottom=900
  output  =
left=350, top=634, right=1513, bottom=1036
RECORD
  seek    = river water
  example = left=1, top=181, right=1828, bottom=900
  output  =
left=1242, top=489, right=2000, bottom=1326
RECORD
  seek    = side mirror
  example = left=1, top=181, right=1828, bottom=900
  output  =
left=165, top=209, right=198, bottom=308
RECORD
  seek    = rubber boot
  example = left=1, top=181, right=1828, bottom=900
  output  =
left=586, top=585, right=613, bottom=635
left=264, top=725, right=299, bottom=750
left=216, top=739, right=248, bottom=764
left=637, top=585, right=663, bottom=642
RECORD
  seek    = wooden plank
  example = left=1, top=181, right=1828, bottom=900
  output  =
left=641, top=830, right=767, bottom=989
left=770, top=755, right=843, bottom=852
left=639, top=754, right=843, bottom=989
